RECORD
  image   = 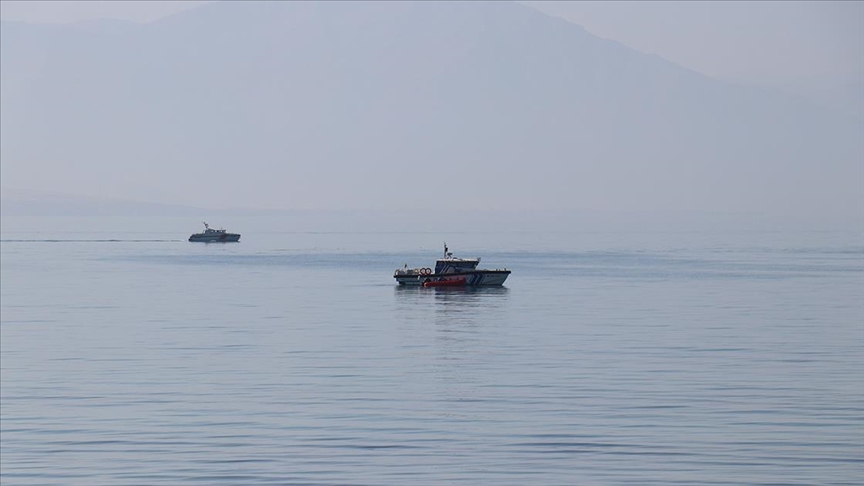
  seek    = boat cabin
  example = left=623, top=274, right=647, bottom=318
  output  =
left=434, top=254, right=480, bottom=274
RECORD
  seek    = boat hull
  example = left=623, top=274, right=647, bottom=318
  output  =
left=188, top=233, right=241, bottom=242
left=395, top=270, right=510, bottom=286
left=422, top=277, right=467, bottom=288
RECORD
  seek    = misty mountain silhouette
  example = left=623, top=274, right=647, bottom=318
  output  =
left=1, top=1, right=861, bottom=220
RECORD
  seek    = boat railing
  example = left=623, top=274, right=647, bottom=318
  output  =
left=395, top=267, right=433, bottom=277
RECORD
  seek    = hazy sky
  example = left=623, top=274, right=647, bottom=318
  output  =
left=1, top=0, right=862, bottom=89
left=529, top=1, right=864, bottom=89
left=1, top=0, right=861, bottom=223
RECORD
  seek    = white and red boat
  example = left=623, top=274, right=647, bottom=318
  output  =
left=394, top=244, right=510, bottom=286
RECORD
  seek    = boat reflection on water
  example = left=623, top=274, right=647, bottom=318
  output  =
left=393, top=285, right=511, bottom=395
left=395, top=284, right=510, bottom=299
left=394, top=285, right=511, bottom=322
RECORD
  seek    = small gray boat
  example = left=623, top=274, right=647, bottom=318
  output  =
left=188, top=222, right=240, bottom=243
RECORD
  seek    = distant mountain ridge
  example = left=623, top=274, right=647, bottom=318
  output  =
left=1, top=1, right=861, bottom=224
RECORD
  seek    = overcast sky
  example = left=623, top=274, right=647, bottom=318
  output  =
left=1, top=0, right=862, bottom=90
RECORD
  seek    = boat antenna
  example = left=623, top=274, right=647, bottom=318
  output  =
left=204, top=222, right=209, bottom=229
left=444, top=242, right=448, bottom=257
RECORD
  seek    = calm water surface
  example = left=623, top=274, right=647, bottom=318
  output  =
left=2, top=217, right=862, bottom=485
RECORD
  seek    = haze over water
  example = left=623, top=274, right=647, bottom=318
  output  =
left=2, top=215, right=862, bottom=485
left=2, top=0, right=862, bottom=483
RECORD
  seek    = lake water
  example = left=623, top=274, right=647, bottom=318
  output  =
left=1, top=216, right=862, bottom=485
